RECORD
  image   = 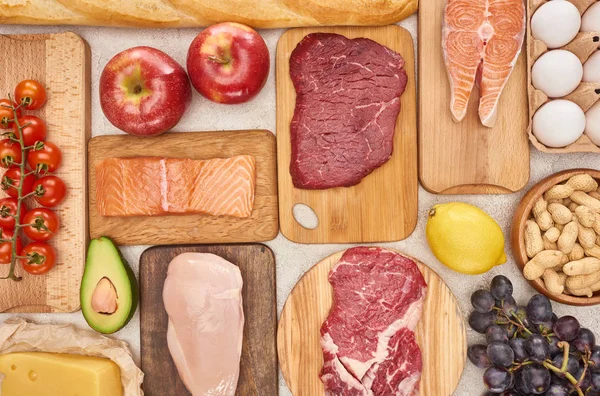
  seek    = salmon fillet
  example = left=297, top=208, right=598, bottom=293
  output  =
left=96, top=155, right=256, bottom=218
left=442, top=0, right=525, bottom=127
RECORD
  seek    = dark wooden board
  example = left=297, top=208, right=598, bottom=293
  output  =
left=140, top=244, right=278, bottom=396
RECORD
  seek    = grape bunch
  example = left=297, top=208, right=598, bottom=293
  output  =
left=469, top=275, right=600, bottom=396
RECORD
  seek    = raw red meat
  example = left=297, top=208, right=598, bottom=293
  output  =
left=289, top=33, right=408, bottom=190
left=320, top=247, right=427, bottom=395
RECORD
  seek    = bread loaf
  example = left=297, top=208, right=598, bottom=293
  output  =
left=0, top=0, right=418, bottom=28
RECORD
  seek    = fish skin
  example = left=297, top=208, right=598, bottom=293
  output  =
left=442, top=0, right=525, bottom=128
left=96, top=155, right=256, bottom=218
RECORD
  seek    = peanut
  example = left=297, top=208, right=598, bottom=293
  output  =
left=556, top=223, right=564, bottom=232
left=548, top=203, right=573, bottom=225
left=544, top=227, right=561, bottom=243
left=566, top=174, right=598, bottom=192
left=579, top=224, right=597, bottom=249
left=525, top=220, right=544, bottom=258
left=563, top=257, right=600, bottom=275
left=523, top=250, right=569, bottom=280
left=557, top=221, right=579, bottom=254
left=566, top=271, right=600, bottom=289
left=593, top=213, right=600, bottom=235
left=542, top=268, right=565, bottom=295
left=575, top=205, right=596, bottom=227
left=568, top=243, right=585, bottom=261
left=568, top=280, right=600, bottom=297
left=597, top=235, right=600, bottom=246
left=547, top=198, right=563, bottom=204
left=584, top=245, right=600, bottom=260
left=589, top=191, right=600, bottom=201
left=543, top=237, right=558, bottom=251
left=570, top=191, right=600, bottom=212
left=545, top=184, right=575, bottom=200
left=532, top=198, right=554, bottom=231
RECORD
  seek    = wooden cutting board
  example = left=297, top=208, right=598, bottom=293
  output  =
left=0, top=33, right=90, bottom=313
left=88, top=130, right=278, bottom=245
left=276, top=26, right=418, bottom=244
left=419, top=1, right=530, bottom=194
left=140, top=244, right=278, bottom=396
left=278, top=248, right=467, bottom=396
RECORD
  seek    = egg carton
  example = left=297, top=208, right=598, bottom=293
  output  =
left=527, top=0, right=600, bottom=153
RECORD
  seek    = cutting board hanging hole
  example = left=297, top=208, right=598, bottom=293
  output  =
left=292, top=203, right=318, bottom=230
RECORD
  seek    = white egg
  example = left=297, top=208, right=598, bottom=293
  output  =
left=585, top=101, right=600, bottom=145
left=582, top=2, right=600, bottom=34
left=532, top=50, right=583, bottom=97
left=583, top=51, right=600, bottom=83
left=533, top=100, right=586, bottom=147
left=532, top=1, right=581, bottom=48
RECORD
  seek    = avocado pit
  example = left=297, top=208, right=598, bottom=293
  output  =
left=91, top=277, right=118, bottom=315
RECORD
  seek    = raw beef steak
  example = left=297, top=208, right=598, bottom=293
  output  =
left=289, top=33, right=408, bottom=189
left=320, top=247, right=427, bottom=395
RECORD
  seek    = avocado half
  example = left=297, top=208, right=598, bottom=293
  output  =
left=80, top=237, right=138, bottom=334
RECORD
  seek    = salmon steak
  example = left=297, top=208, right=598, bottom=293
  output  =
left=96, top=155, right=256, bottom=218
left=442, top=0, right=525, bottom=127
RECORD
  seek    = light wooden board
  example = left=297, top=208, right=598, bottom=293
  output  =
left=88, top=130, right=278, bottom=245
left=0, top=33, right=90, bottom=313
left=278, top=248, right=466, bottom=396
left=419, top=1, right=530, bottom=194
left=140, top=244, right=278, bottom=396
left=276, top=26, right=418, bottom=244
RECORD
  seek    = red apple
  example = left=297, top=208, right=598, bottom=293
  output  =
left=100, top=46, right=192, bottom=137
left=187, top=22, right=270, bottom=104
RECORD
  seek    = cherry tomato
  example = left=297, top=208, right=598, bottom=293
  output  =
left=20, top=242, right=56, bottom=275
left=0, top=229, right=22, bottom=265
left=14, top=80, right=46, bottom=110
left=12, top=116, right=47, bottom=147
left=27, top=141, right=62, bottom=174
left=0, top=140, right=22, bottom=168
left=22, top=208, right=59, bottom=242
left=0, top=197, right=26, bottom=230
left=2, top=166, right=35, bottom=198
left=33, top=176, right=66, bottom=207
left=0, top=99, right=21, bottom=129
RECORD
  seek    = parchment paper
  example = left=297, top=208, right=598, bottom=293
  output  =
left=0, top=317, right=143, bottom=396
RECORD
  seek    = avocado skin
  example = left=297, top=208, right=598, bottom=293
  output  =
left=80, top=237, right=138, bottom=334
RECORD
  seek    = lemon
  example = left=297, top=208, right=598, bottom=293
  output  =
left=426, top=202, right=506, bottom=275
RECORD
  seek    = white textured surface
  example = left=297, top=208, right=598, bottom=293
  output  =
left=2, top=15, right=600, bottom=396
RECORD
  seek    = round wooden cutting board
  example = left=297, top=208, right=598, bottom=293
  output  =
left=277, top=248, right=467, bottom=395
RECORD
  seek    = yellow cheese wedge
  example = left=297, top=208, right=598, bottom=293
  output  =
left=0, top=352, right=123, bottom=396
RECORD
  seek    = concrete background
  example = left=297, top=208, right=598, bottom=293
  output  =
left=2, top=14, right=600, bottom=396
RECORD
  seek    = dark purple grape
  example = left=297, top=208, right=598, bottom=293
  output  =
left=544, top=383, right=570, bottom=396
left=588, top=391, right=600, bottom=396
left=514, top=369, right=531, bottom=394
left=548, top=335, right=562, bottom=357
left=573, top=328, right=596, bottom=353
left=487, top=342, right=515, bottom=367
left=591, top=345, right=600, bottom=367
left=554, top=316, right=581, bottom=342
left=483, top=366, right=514, bottom=393
left=487, top=325, right=509, bottom=344
left=520, top=363, right=550, bottom=394
left=491, top=275, right=513, bottom=300
left=551, top=353, right=579, bottom=377
left=499, top=391, right=521, bottom=396
left=470, top=311, right=497, bottom=334
left=527, top=294, right=553, bottom=325
left=525, top=334, right=550, bottom=362
left=482, top=393, right=499, bottom=396
left=591, top=369, right=600, bottom=391
left=468, top=344, right=492, bottom=368
left=472, top=289, right=496, bottom=313
left=550, top=374, right=572, bottom=388
left=509, top=338, right=529, bottom=363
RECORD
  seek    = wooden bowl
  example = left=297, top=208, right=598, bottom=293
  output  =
left=512, top=169, right=600, bottom=306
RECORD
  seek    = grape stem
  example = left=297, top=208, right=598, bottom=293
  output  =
left=508, top=311, right=533, bottom=335
left=542, top=342, right=584, bottom=396
left=0, top=97, right=26, bottom=281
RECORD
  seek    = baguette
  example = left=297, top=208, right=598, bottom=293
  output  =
left=0, top=0, right=418, bottom=29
